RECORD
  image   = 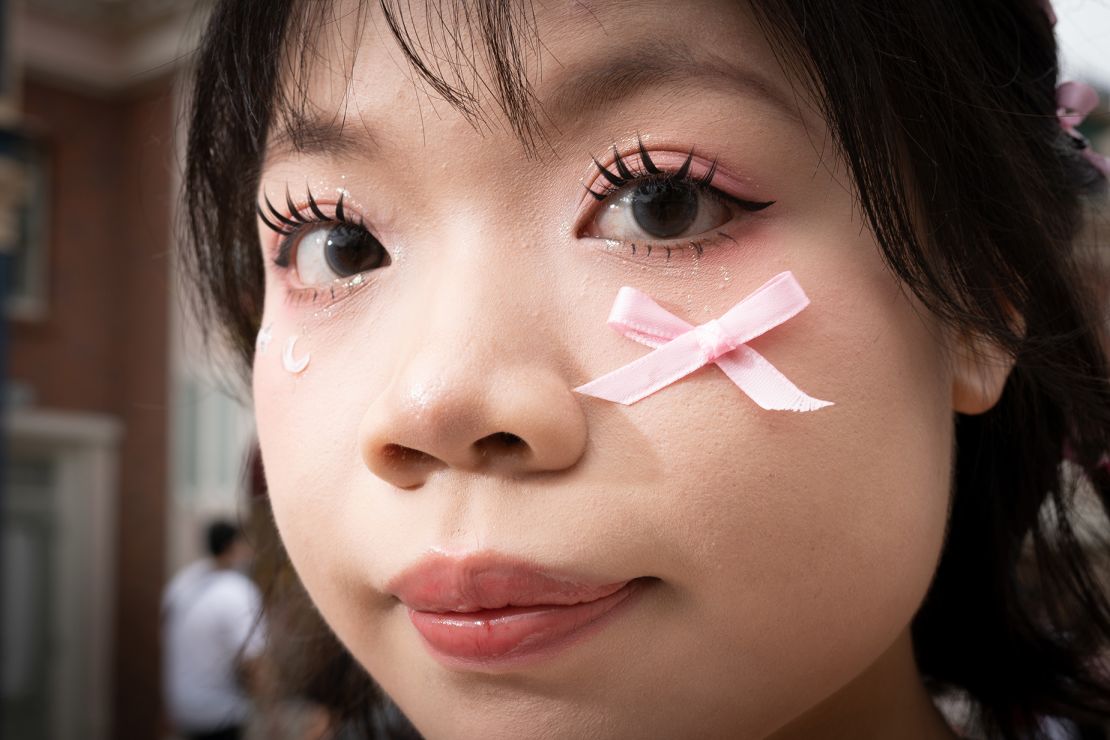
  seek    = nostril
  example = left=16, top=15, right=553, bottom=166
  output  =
left=494, top=432, right=525, bottom=447
left=382, top=443, right=435, bottom=466
left=475, top=432, right=528, bottom=457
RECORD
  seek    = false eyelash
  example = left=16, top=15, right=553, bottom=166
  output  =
left=257, top=187, right=359, bottom=238
left=586, top=139, right=776, bottom=213
left=586, top=139, right=700, bottom=200
left=626, top=233, right=740, bottom=260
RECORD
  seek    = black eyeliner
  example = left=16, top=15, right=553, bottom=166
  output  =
left=274, top=236, right=294, bottom=268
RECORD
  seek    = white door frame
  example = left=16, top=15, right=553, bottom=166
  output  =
left=6, top=408, right=121, bottom=740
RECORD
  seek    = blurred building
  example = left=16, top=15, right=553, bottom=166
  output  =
left=2, top=1, right=252, bottom=740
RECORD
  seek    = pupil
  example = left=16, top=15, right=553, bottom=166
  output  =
left=324, top=224, right=387, bottom=277
left=630, top=181, right=698, bottom=239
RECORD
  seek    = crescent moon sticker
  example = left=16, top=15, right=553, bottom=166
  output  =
left=282, top=336, right=310, bottom=374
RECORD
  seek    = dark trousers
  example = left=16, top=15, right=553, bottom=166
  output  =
left=186, top=726, right=242, bottom=740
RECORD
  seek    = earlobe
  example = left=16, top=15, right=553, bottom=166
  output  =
left=950, top=330, right=1017, bottom=415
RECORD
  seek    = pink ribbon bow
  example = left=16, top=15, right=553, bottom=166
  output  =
left=1056, top=81, right=1110, bottom=177
left=574, top=272, right=833, bottom=412
left=1037, top=1, right=1110, bottom=177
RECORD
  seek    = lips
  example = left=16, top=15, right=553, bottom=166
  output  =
left=388, top=553, right=642, bottom=668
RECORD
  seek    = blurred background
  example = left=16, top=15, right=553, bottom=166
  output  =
left=0, top=1, right=1107, bottom=740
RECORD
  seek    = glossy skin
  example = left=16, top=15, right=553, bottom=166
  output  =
left=253, top=1, right=1007, bottom=737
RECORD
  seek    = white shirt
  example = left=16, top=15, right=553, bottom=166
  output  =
left=162, top=560, right=265, bottom=732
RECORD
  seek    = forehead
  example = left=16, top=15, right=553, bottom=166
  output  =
left=269, top=0, right=812, bottom=162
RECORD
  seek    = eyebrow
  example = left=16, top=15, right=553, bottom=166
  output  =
left=541, top=41, right=803, bottom=132
left=265, top=112, right=375, bottom=163
left=264, top=40, right=802, bottom=162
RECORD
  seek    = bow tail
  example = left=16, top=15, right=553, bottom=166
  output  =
left=714, top=347, right=834, bottom=412
left=574, top=332, right=710, bottom=405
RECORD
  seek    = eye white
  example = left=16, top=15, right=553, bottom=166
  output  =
left=294, top=226, right=338, bottom=285
left=590, top=185, right=733, bottom=242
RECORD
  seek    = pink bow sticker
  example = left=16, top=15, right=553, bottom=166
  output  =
left=574, top=272, right=833, bottom=412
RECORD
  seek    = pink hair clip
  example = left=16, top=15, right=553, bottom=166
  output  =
left=574, top=272, right=833, bottom=412
left=1038, top=0, right=1110, bottom=177
left=1056, top=81, right=1110, bottom=177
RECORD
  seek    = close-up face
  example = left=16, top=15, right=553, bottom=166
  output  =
left=252, top=1, right=982, bottom=737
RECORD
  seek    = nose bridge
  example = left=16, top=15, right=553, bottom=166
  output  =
left=358, top=232, right=587, bottom=489
left=393, top=233, right=540, bottom=393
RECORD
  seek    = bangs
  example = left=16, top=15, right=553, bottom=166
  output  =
left=272, top=0, right=546, bottom=156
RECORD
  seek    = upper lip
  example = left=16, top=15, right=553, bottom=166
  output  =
left=387, top=552, right=630, bottom=613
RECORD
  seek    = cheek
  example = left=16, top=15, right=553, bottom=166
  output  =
left=253, top=348, right=329, bottom=561
left=631, top=261, right=953, bottom=725
left=251, top=292, right=373, bottom=590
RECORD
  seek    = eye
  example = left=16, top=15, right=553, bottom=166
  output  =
left=579, top=145, right=774, bottom=250
left=589, top=178, right=734, bottom=242
left=258, top=190, right=392, bottom=290
left=292, top=222, right=390, bottom=286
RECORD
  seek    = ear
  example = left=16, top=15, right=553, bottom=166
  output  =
left=949, top=329, right=1017, bottom=415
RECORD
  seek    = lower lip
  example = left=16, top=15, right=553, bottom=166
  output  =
left=408, top=579, right=642, bottom=669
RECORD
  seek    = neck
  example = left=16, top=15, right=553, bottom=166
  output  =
left=769, top=629, right=956, bottom=740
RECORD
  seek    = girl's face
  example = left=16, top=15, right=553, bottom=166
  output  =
left=254, top=1, right=981, bottom=737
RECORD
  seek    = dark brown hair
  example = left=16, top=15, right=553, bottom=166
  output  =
left=184, top=1, right=1110, bottom=737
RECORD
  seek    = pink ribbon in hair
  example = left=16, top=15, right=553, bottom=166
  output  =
left=1037, top=1, right=1110, bottom=177
left=574, top=272, right=833, bottom=412
left=1056, top=81, right=1110, bottom=177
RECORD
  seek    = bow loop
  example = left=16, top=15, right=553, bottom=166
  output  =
left=715, top=271, right=811, bottom=345
left=1057, top=81, right=1100, bottom=131
left=606, top=287, right=692, bottom=348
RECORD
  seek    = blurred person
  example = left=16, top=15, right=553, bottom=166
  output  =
left=162, top=520, right=265, bottom=740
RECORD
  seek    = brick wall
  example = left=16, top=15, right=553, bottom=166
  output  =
left=10, top=73, right=177, bottom=740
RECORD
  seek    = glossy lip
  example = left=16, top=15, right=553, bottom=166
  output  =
left=388, top=553, right=644, bottom=670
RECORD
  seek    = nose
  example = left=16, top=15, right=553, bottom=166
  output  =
left=357, top=289, right=588, bottom=491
